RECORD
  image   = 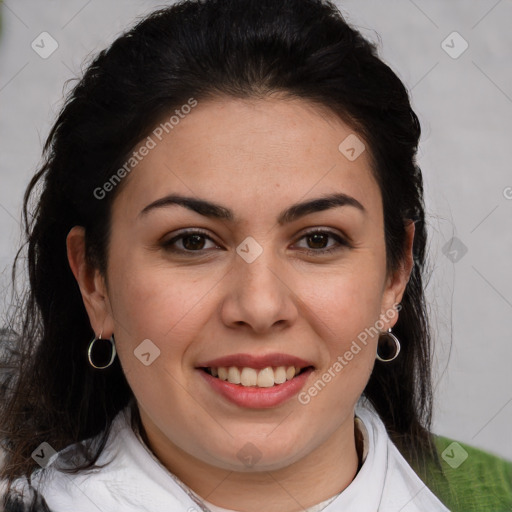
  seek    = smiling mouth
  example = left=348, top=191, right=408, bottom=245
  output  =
left=200, top=365, right=313, bottom=388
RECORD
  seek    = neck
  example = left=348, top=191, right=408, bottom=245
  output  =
left=132, top=404, right=361, bottom=512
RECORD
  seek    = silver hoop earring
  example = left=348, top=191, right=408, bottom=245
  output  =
left=376, top=328, right=401, bottom=362
left=88, top=332, right=117, bottom=369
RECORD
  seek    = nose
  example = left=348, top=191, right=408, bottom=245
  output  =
left=219, top=243, right=298, bottom=334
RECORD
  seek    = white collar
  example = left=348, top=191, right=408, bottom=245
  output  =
left=23, top=398, right=450, bottom=512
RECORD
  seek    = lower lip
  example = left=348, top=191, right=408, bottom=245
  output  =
left=197, top=368, right=314, bottom=409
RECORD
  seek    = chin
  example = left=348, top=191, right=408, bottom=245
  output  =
left=201, top=435, right=308, bottom=472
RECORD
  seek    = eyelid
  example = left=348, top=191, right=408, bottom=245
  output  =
left=160, top=227, right=351, bottom=255
left=294, top=226, right=350, bottom=243
left=292, top=228, right=351, bottom=253
left=161, top=228, right=220, bottom=249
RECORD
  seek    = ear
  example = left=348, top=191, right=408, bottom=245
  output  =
left=380, top=220, right=415, bottom=327
left=66, top=226, right=115, bottom=337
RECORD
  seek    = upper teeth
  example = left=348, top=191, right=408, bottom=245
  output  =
left=210, top=366, right=301, bottom=387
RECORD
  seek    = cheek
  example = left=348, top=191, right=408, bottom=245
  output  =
left=298, top=275, right=379, bottom=413
left=109, top=265, right=206, bottom=423
left=106, top=257, right=210, bottom=392
left=300, top=258, right=385, bottom=334
left=108, top=250, right=214, bottom=337
left=293, top=257, right=384, bottom=383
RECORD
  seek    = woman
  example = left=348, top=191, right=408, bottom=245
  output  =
left=1, top=0, right=510, bottom=511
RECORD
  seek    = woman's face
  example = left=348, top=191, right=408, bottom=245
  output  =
left=69, top=95, right=413, bottom=473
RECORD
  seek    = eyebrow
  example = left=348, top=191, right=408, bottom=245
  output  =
left=138, top=192, right=366, bottom=225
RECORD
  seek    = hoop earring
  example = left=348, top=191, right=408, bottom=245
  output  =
left=376, top=328, right=401, bottom=362
left=88, top=332, right=117, bottom=369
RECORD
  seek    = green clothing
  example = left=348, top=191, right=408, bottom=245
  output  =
left=410, top=435, right=512, bottom=511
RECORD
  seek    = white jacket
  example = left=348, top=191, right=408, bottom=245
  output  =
left=3, top=398, right=450, bottom=511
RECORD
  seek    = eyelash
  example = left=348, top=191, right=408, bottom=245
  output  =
left=161, top=228, right=350, bottom=256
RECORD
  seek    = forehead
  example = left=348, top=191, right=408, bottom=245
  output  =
left=112, top=95, right=381, bottom=224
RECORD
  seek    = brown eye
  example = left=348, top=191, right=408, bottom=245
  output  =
left=161, top=230, right=219, bottom=254
left=181, top=234, right=207, bottom=250
left=294, top=229, right=349, bottom=255
left=306, top=232, right=330, bottom=249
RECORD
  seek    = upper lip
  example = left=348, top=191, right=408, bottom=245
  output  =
left=196, top=353, right=314, bottom=370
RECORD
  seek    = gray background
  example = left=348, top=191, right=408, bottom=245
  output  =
left=0, top=1, right=511, bottom=461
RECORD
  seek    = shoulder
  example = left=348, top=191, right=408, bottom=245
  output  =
left=1, top=407, right=191, bottom=512
left=422, top=434, right=512, bottom=512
